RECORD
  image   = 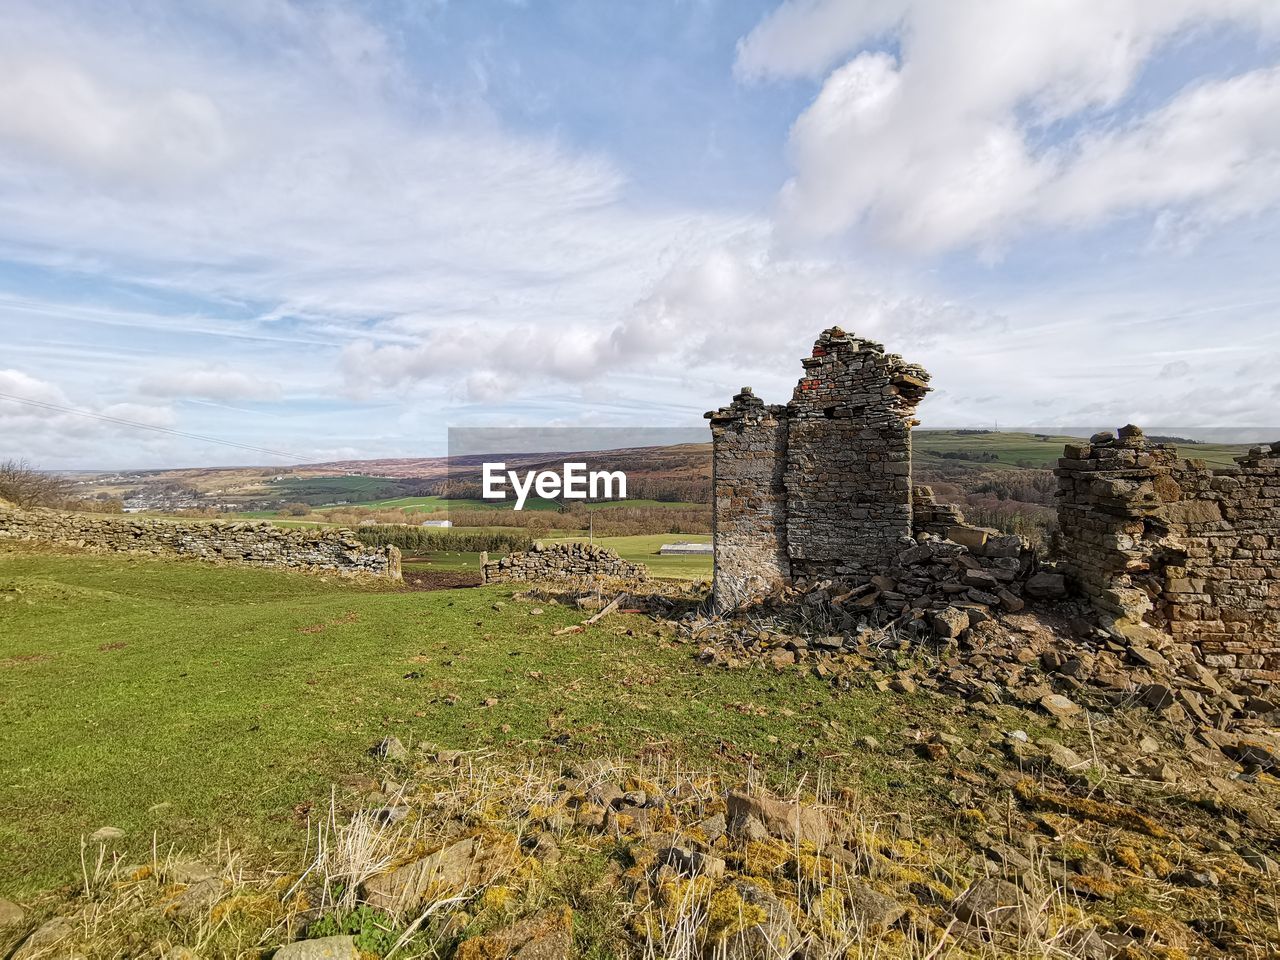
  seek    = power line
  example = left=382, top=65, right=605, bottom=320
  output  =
left=0, top=391, right=308, bottom=464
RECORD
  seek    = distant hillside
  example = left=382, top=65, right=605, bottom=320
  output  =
left=70, top=431, right=1252, bottom=514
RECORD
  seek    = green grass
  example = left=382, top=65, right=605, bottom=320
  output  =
left=0, top=545, right=901, bottom=898
left=915, top=429, right=1250, bottom=469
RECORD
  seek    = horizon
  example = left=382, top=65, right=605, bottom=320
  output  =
left=48, top=424, right=1277, bottom=476
left=3, top=2, right=1280, bottom=469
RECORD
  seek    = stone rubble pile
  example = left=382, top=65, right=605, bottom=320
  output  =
left=0, top=501, right=400, bottom=578
left=685, top=534, right=1280, bottom=778
left=480, top=541, right=649, bottom=585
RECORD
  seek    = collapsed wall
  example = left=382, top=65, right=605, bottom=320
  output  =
left=480, top=541, right=648, bottom=584
left=706, top=327, right=930, bottom=609
left=0, top=502, right=401, bottom=579
left=1056, top=427, right=1280, bottom=682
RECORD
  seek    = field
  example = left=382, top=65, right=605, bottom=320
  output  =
left=914, top=430, right=1250, bottom=469
left=1, top=545, right=902, bottom=899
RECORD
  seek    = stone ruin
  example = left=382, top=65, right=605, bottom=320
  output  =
left=0, top=499, right=401, bottom=579
left=1057, top=428, right=1280, bottom=683
left=480, top=541, right=649, bottom=584
left=707, top=327, right=1280, bottom=684
left=706, top=327, right=932, bottom=607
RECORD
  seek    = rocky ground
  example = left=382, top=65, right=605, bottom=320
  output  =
left=2, top=551, right=1279, bottom=959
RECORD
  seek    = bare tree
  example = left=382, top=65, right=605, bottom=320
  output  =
left=0, top=459, right=70, bottom=508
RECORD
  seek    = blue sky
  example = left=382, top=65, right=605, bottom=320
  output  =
left=1, top=0, right=1279, bottom=469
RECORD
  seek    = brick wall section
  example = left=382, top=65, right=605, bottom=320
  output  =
left=1056, top=427, right=1280, bottom=682
left=0, top=502, right=401, bottom=579
left=706, top=327, right=930, bottom=609
left=481, top=541, right=649, bottom=584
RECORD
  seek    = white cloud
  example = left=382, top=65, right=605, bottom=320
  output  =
left=0, top=369, right=178, bottom=464
left=139, top=367, right=283, bottom=402
left=742, top=0, right=1280, bottom=253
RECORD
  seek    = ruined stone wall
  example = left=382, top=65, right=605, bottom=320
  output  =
left=480, top=541, right=648, bottom=584
left=0, top=503, right=401, bottom=579
left=706, top=389, right=790, bottom=608
left=911, top=485, right=968, bottom=540
left=706, top=328, right=930, bottom=609
left=784, top=329, right=929, bottom=581
left=1056, top=428, right=1280, bottom=682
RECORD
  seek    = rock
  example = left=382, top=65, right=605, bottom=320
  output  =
left=273, top=936, right=360, bottom=960
left=362, top=836, right=498, bottom=914
left=847, top=880, right=906, bottom=932
left=1040, top=693, right=1081, bottom=719
left=946, top=525, right=992, bottom=550
left=1042, top=741, right=1087, bottom=777
left=996, top=588, right=1025, bottom=612
left=371, top=736, right=408, bottom=760
left=165, top=877, right=224, bottom=918
left=13, top=917, right=77, bottom=960
left=721, top=883, right=803, bottom=960
left=161, top=948, right=201, bottom=960
left=655, top=845, right=726, bottom=880
left=168, top=862, right=220, bottom=884
left=455, top=907, right=573, bottom=960
left=953, top=878, right=1043, bottom=936
left=526, top=831, right=561, bottom=865
left=89, top=826, right=125, bottom=843
left=1024, top=572, right=1067, bottom=601
left=1201, top=729, right=1280, bottom=770
left=889, top=674, right=917, bottom=694
left=931, top=606, right=970, bottom=640
left=695, top=813, right=727, bottom=843
left=0, top=898, right=25, bottom=927
left=726, top=789, right=830, bottom=845
left=1059, top=926, right=1116, bottom=960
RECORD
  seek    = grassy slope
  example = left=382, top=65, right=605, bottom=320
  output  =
left=0, top=545, right=902, bottom=898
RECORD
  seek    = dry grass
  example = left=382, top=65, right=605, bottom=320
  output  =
left=7, top=750, right=1277, bottom=959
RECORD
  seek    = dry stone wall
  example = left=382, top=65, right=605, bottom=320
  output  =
left=1056, top=427, right=1280, bottom=682
left=0, top=502, right=401, bottom=579
left=480, top=541, right=649, bottom=584
left=706, top=328, right=930, bottom=609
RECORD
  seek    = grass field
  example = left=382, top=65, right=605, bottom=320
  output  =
left=0, top=544, right=926, bottom=899
left=915, top=429, right=1250, bottom=469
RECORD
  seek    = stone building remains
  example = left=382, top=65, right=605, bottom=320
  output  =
left=707, top=328, right=1280, bottom=683
left=706, top=327, right=930, bottom=608
left=1057, top=429, right=1280, bottom=682
left=480, top=541, right=648, bottom=584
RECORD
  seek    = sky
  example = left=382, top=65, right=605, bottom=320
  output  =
left=1, top=0, right=1278, bottom=470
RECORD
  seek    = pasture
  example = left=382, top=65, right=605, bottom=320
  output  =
left=0, top=544, right=887, bottom=899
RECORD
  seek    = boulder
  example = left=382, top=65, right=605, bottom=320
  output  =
left=455, top=907, right=573, bottom=960
left=726, top=789, right=829, bottom=845
left=13, top=917, right=78, bottom=960
left=847, top=880, right=907, bottom=932
left=1024, top=572, right=1067, bottom=601
left=721, top=883, right=803, bottom=960
left=953, top=878, right=1043, bottom=936
left=931, top=606, right=970, bottom=640
left=273, top=936, right=360, bottom=960
left=0, top=898, right=25, bottom=928
left=362, top=836, right=501, bottom=915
